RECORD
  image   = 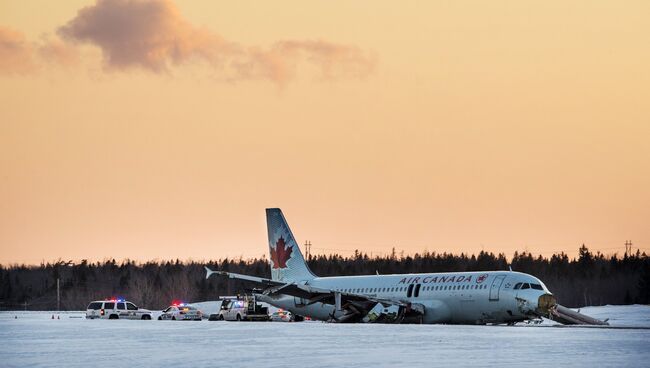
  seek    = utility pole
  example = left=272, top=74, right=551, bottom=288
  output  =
left=57, top=278, right=60, bottom=312
left=625, top=240, right=633, bottom=256
left=304, top=240, right=311, bottom=259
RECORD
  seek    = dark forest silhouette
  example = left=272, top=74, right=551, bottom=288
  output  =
left=1, top=245, right=648, bottom=310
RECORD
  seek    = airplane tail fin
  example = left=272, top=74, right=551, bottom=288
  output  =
left=266, top=208, right=316, bottom=283
left=204, top=266, right=216, bottom=279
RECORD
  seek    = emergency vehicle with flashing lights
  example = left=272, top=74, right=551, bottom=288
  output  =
left=85, top=299, right=153, bottom=320
left=158, top=302, right=203, bottom=320
left=212, top=295, right=270, bottom=321
left=270, top=309, right=295, bottom=322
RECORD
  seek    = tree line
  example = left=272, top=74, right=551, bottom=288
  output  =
left=0, top=245, right=648, bottom=310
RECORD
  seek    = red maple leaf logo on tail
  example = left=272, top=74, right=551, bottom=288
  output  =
left=270, top=236, right=293, bottom=269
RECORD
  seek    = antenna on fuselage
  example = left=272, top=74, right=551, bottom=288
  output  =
left=509, top=265, right=513, bottom=272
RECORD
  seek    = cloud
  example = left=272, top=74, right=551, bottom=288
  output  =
left=0, top=26, right=81, bottom=74
left=236, top=41, right=376, bottom=83
left=58, top=0, right=231, bottom=72
left=0, top=26, right=36, bottom=74
left=57, top=0, right=375, bottom=84
left=37, top=35, right=80, bottom=67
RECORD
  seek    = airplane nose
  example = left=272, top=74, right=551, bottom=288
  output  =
left=536, top=294, right=556, bottom=315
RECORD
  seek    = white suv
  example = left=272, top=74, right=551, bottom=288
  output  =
left=86, top=299, right=153, bottom=320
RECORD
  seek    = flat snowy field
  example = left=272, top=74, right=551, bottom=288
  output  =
left=1, top=305, right=649, bottom=368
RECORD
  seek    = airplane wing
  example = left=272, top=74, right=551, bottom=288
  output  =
left=263, top=282, right=424, bottom=322
left=273, top=282, right=411, bottom=307
left=204, top=267, right=283, bottom=288
left=207, top=268, right=422, bottom=322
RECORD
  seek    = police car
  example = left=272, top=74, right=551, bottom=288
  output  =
left=270, top=309, right=294, bottom=322
left=158, top=303, right=203, bottom=321
left=85, top=299, right=153, bottom=320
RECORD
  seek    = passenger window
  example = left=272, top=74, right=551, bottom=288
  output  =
left=127, top=303, right=137, bottom=310
left=104, top=302, right=114, bottom=309
left=117, top=303, right=126, bottom=310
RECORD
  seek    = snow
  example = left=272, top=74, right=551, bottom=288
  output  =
left=1, top=305, right=649, bottom=367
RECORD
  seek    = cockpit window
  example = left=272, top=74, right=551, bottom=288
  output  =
left=514, top=283, right=522, bottom=290
left=531, top=284, right=543, bottom=290
left=521, top=283, right=530, bottom=289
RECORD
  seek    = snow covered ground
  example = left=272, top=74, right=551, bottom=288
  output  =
left=1, top=305, right=649, bottom=367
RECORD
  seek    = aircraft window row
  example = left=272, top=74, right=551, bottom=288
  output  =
left=514, top=282, right=544, bottom=290
left=338, top=287, right=408, bottom=293
left=420, top=284, right=487, bottom=291
left=337, top=284, right=489, bottom=294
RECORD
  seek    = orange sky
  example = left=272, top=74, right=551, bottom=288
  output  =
left=1, top=0, right=649, bottom=265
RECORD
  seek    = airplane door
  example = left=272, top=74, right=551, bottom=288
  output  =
left=489, top=275, right=506, bottom=301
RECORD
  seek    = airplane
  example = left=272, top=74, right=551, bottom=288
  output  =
left=205, top=208, right=558, bottom=324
